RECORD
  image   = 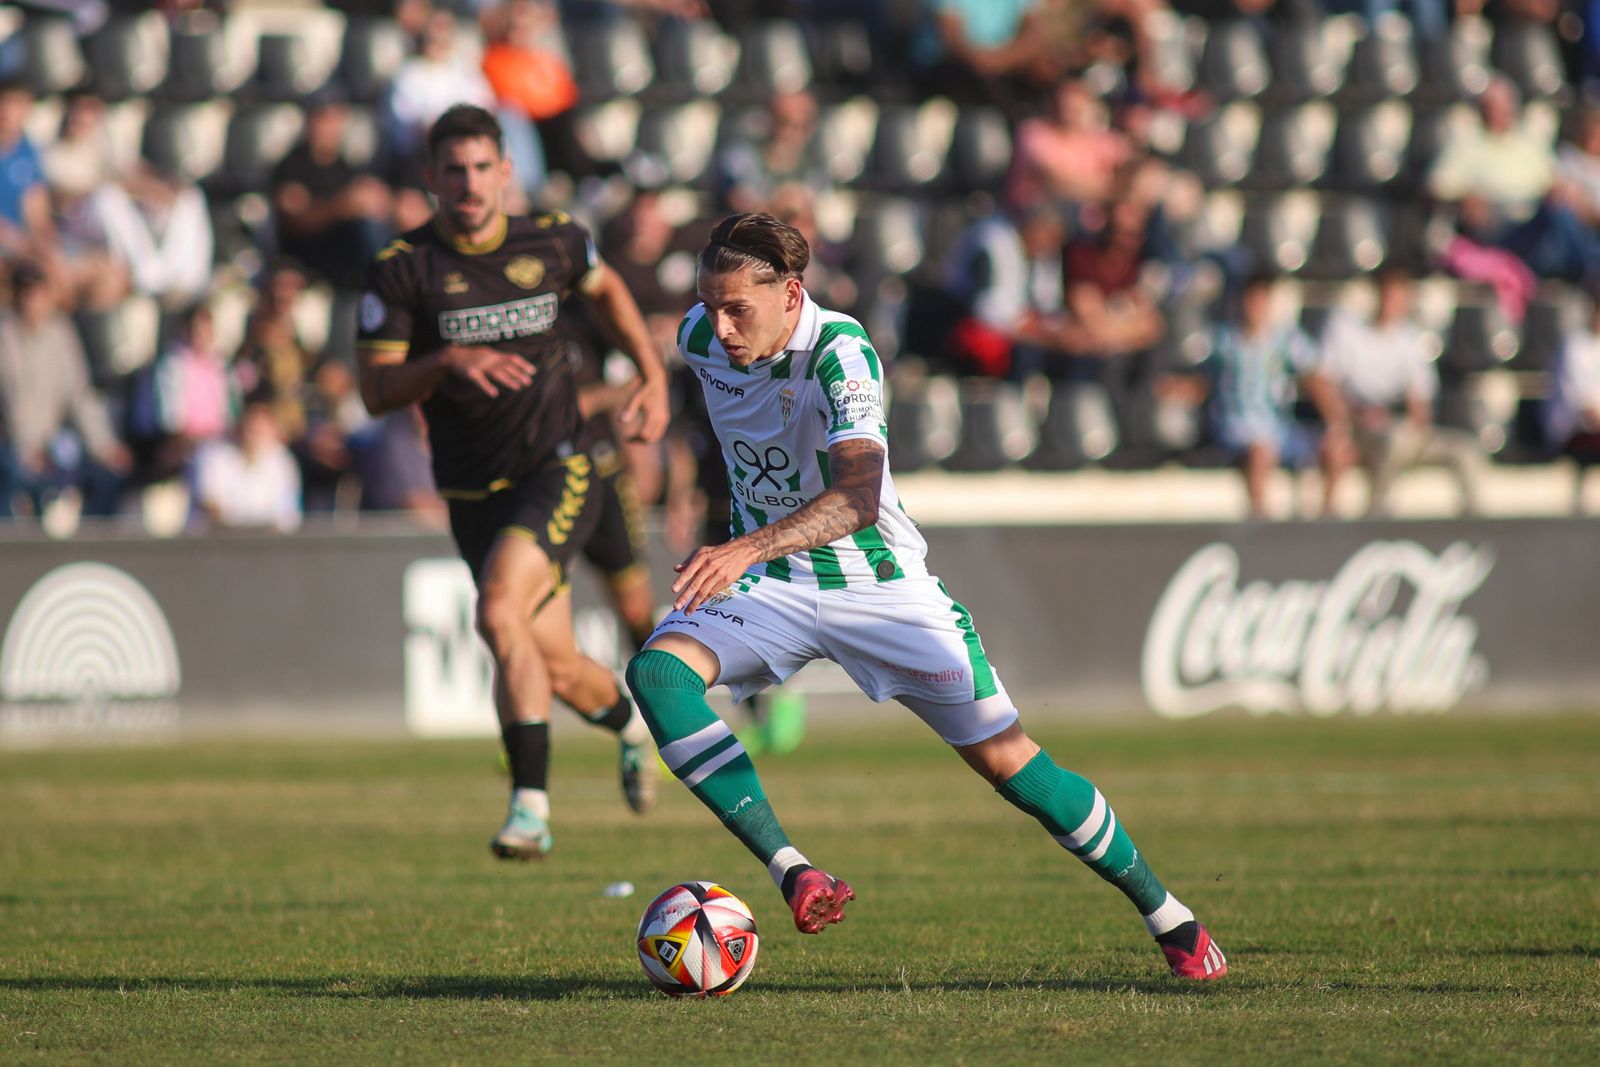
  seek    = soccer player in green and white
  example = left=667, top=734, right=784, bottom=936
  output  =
left=624, top=212, right=1227, bottom=979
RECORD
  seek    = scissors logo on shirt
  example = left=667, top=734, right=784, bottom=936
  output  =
left=732, top=440, right=794, bottom=490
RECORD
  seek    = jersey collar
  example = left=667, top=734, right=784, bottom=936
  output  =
left=433, top=213, right=508, bottom=255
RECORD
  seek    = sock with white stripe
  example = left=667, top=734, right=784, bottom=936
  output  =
left=997, top=750, right=1171, bottom=919
left=626, top=650, right=800, bottom=883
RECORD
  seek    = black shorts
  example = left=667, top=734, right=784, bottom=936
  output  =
left=446, top=453, right=600, bottom=588
left=582, top=467, right=649, bottom=584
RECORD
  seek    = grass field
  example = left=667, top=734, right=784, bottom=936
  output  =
left=2, top=713, right=1598, bottom=1066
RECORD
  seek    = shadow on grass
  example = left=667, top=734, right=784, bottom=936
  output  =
left=0, top=973, right=1237, bottom=999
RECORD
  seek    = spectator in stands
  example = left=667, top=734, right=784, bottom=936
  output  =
left=235, top=260, right=315, bottom=446
left=915, top=0, right=1064, bottom=111
left=272, top=90, right=393, bottom=294
left=296, top=360, right=367, bottom=515
left=1431, top=76, right=1600, bottom=285
left=194, top=395, right=302, bottom=532
left=384, top=7, right=497, bottom=160
left=942, top=203, right=1091, bottom=380
left=713, top=90, right=828, bottom=215
left=1546, top=294, right=1600, bottom=476
left=42, top=90, right=130, bottom=311
left=0, top=260, right=129, bottom=520
left=1318, top=270, right=1485, bottom=516
left=1203, top=272, right=1351, bottom=519
left=601, top=188, right=696, bottom=353
left=480, top=0, right=582, bottom=189
left=0, top=79, right=56, bottom=270
left=1555, top=105, right=1600, bottom=229
left=90, top=161, right=213, bottom=309
left=350, top=405, right=445, bottom=526
left=1005, top=76, right=1132, bottom=213
left=767, top=182, right=856, bottom=318
left=126, top=302, right=238, bottom=488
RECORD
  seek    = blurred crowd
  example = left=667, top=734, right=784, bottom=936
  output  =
left=1, top=0, right=1600, bottom=535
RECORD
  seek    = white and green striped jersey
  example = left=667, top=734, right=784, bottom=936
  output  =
left=678, top=289, right=926, bottom=587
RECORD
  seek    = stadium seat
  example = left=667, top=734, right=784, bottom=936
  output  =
left=1405, top=102, right=1473, bottom=184
left=1180, top=101, right=1260, bottom=188
left=810, top=19, right=875, bottom=95
left=74, top=295, right=161, bottom=385
left=162, top=13, right=259, bottom=101
left=734, top=21, right=813, bottom=96
left=1197, top=20, right=1271, bottom=100
left=1142, top=10, right=1203, bottom=96
left=570, top=98, right=642, bottom=170
left=141, top=100, right=233, bottom=183
left=1330, top=99, right=1412, bottom=190
left=1491, top=21, right=1568, bottom=101
left=82, top=12, right=170, bottom=101
left=570, top=19, right=655, bottom=101
left=21, top=16, right=86, bottom=97
left=849, top=196, right=923, bottom=281
left=1028, top=380, right=1118, bottom=470
left=1346, top=12, right=1419, bottom=101
left=865, top=100, right=956, bottom=192
left=817, top=96, right=879, bottom=185
left=1417, top=16, right=1492, bottom=102
left=943, top=378, right=1035, bottom=471
left=252, top=10, right=346, bottom=102
left=1444, top=299, right=1520, bottom=372
left=885, top=370, right=960, bottom=472
left=1250, top=102, right=1336, bottom=188
left=653, top=19, right=739, bottom=99
left=628, top=98, right=720, bottom=187
left=1267, top=15, right=1358, bottom=103
left=1241, top=190, right=1320, bottom=274
left=1516, top=285, right=1583, bottom=373
left=943, top=106, right=1012, bottom=193
left=338, top=17, right=409, bottom=104
left=1305, top=197, right=1388, bottom=280
left=212, top=103, right=305, bottom=197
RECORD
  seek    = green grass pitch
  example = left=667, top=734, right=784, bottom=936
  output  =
left=2, top=713, right=1597, bottom=1066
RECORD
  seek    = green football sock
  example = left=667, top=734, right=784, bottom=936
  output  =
left=625, top=651, right=803, bottom=884
left=998, top=750, right=1169, bottom=916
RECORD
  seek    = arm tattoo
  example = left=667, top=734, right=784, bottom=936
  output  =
left=739, top=440, right=884, bottom=562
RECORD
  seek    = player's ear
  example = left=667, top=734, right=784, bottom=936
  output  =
left=784, top=276, right=802, bottom=310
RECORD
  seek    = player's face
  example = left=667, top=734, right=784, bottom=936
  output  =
left=428, top=135, right=510, bottom=239
left=697, top=268, right=802, bottom=367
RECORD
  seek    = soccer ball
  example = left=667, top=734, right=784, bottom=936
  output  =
left=635, top=881, right=760, bottom=998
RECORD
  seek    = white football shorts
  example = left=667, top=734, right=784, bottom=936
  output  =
left=649, top=573, right=1018, bottom=746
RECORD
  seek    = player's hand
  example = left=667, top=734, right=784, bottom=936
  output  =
left=443, top=345, right=536, bottom=397
left=671, top=540, right=759, bottom=614
left=618, top=373, right=670, bottom=444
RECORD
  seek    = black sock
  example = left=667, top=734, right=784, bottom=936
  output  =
left=502, top=721, right=550, bottom=791
left=779, top=864, right=815, bottom=902
left=1155, top=921, right=1200, bottom=953
left=586, top=694, right=633, bottom=733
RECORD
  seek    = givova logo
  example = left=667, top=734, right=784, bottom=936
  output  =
left=0, top=562, right=181, bottom=737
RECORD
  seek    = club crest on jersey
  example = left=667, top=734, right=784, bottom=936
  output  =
left=443, top=271, right=468, bottom=294
left=780, top=386, right=796, bottom=423
left=702, top=587, right=735, bottom=608
left=504, top=256, right=546, bottom=289
left=359, top=292, right=385, bottom=331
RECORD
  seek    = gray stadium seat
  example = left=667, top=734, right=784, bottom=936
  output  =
left=816, top=97, right=878, bottom=185
left=653, top=19, right=739, bottom=98
left=1180, top=101, right=1260, bottom=188
left=885, top=371, right=959, bottom=472
left=943, top=106, right=1012, bottom=193
left=1444, top=300, right=1520, bottom=372
left=141, top=100, right=232, bottom=183
left=1417, top=17, right=1492, bottom=102
left=1143, top=11, right=1203, bottom=96
left=1028, top=381, right=1118, bottom=470
left=734, top=21, right=813, bottom=96
left=22, top=16, right=85, bottom=97
left=1347, top=12, right=1419, bottom=100
left=849, top=196, right=923, bottom=280
left=570, top=19, right=654, bottom=101
left=1516, top=285, right=1583, bottom=373
left=163, top=15, right=258, bottom=101
left=1241, top=191, right=1320, bottom=274
left=810, top=19, right=875, bottom=93
left=1267, top=16, right=1357, bottom=103
left=865, top=101, right=955, bottom=192
left=255, top=28, right=342, bottom=102
left=214, top=103, right=304, bottom=196
left=944, top=378, right=1034, bottom=471
left=83, top=13, right=170, bottom=101
left=338, top=17, right=409, bottom=104
left=628, top=98, right=720, bottom=187
left=1198, top=20, right=1270, bottom=100
left=1330, top=100, right=1412, bottom=189
left=1305, top=198, right=1388, bottom=280
left=1491, top=21, right=1567, bottom=100
left=1250, top=103, right=1336, bottom=188
left=1406, top=103, right=1472, bottom=184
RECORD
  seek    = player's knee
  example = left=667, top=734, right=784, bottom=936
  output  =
left=625, top=649, right=704, bottom=701
left=475, top=589, right=529, bottom=654
left=545, top=652, right=585, bottom=703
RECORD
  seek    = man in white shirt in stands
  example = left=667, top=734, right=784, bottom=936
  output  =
left=195, top=396, right=302, bottom=532
left=1547, top=294, right=1600, bottom=511
left=1318, top=270, right=1485, bottom=517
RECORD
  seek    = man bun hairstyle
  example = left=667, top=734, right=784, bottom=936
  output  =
left=699, top=212, right=810, bottom=284
left=427, top=104, right=504, bottom=160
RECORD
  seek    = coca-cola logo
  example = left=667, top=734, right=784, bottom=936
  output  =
left=1142, top=541, right=1493, bottom=719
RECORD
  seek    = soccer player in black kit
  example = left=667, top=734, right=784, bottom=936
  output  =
left=356, top=105, right=671, bottom=859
